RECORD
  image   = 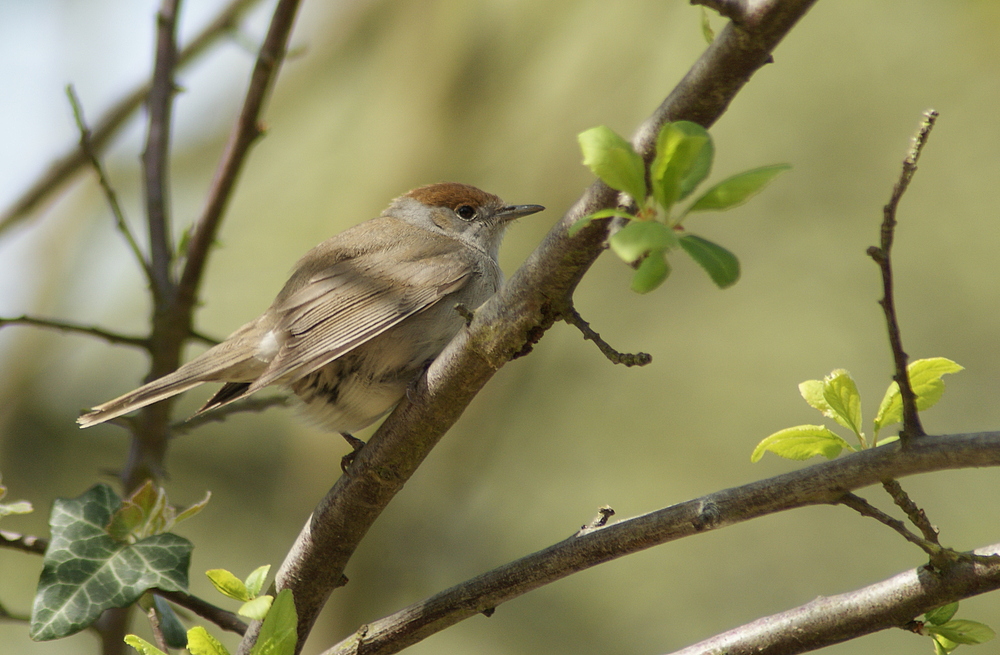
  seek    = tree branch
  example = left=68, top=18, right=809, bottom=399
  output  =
left=264, top=1, right=821, bottom=652
left=66, top=85, right=152, bottom=285
left=143, top=0, right=182, bottom=302
left=318, top=432, right=1000, bottom=655
left=0, top=530, right=47, bottom=556
left=0, top=0, right=266, bottom=236
left=666, top=542, right=1000, bottom=655
left=866, top=109, right=938, bottom=441
left=0, top=315, right=149, bottom=348
left=153, top=588, right=248, bottom=636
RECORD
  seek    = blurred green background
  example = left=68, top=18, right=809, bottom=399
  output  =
left=2, top=0, right=1000, bottom=653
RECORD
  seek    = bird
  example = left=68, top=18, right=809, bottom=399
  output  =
left=78, top=182, right=543, bottom=459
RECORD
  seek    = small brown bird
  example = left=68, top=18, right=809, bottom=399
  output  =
left=78, top=183, right=543, bottom=451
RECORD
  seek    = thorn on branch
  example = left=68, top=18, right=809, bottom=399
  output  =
left=563, top=305, right=651, bottom=367
left=869, top=109, right=938, bottom=443
left=579, top=505, right=616, bottom=534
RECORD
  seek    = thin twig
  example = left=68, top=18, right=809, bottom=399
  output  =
left=0, top=315, right=149, bottom=348
left=881, top=479, right=940, bottom=545
left=0, top=0, right=266, bottom=235
left=169, top=395, right=291, bottom=435
left=146, top=606, right=170, bottom=652
left=563, top=305, right=652, bottom=366
left=66, top=86, right=153, bottom=284
left=0, top=599, right=31, bottom=623
left=154, top=588, right=248, bottom=636
left=866, top=110, right=938, bottom=442
left=143, top=0, right=183, bottom=302
left=838, top=492, right=938, bottom=556
left=0, top=530, right=48, bottom=556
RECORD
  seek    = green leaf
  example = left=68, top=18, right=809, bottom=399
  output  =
left=927, top=620, right=996, bottom=645
left=933, top=634, right=957, bottom=655
left=873, top=358, right=964, bottom=434
left=700, top=7, right=715, bottom=43
left=187, top=626, right=232, bottom=655
left=239, top=594, right=274, bottom=620
left=30, top=485, right=191, bottom=641
left=172, top=491, right=211, bottom=526
left=0, top=499, right=33, bottom=518
left=567, top=208, right=635, bottom=237
left=821, top=369, right=863, bottom=438
left=251, top=588, right=297, bottom=655
left=751, top=425, right=854, bottom=462
left=678, top=234, right=740, bottom=288
left=153, top=595, right=188, bottom=649
left=926, top=602, right=960, bottom=626
left=650, top=121, right=711, bottom=211
left=578, top=126, right=647, bottom=203
left=124, top=635, right=168, bottom=655
left=206, top=569, right=251, bottom=602
left=798, top=379, right=829, bottom=414
left=244, top=565, right=271, bottom=598
left=609, top=220, right=676, bottom=263
left=631, top=251, right=671, bottom=294
left=687, top=164, right=791, bottom=213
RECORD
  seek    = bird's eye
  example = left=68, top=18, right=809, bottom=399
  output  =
left=456, top=205, right=477, bottom=221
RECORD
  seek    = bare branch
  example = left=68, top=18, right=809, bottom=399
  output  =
left=0, top=0, right=266, bottom=236
left=563, top=305, right=652, bottom=366
left=176, top=0, right=302, bottom=322
left=866, top=109, right=939, bottom=441
left=666, top=542, right=1000, bottom=655
left=153, top=588, right=248, bottom=636
left=143, top=0, right=183, bottom=301
left=318, top=432, right=1000, bottom=655
left=0, top=315, right=148, bottom=348
left=66, top=85, right=152, bottom=284
left=0, top=530, right=48, bottom=556
left=268, top=1, right=821, bottom=651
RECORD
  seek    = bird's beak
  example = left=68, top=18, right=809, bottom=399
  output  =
left=497, top=204, right=545, bottom=222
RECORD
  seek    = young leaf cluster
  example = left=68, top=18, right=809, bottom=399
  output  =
left=206, top=565, right=274, bottom=620
left=125, top=587, right=297, bottom=655
left=921, top=602, right=995, bottom=655
left=752, top=358, right=963, bottom=462
left=574, top=121, right=789, bottom=293
left=0, top=475, right=33, bottom=521
left=107, top=479, right=210, bottom=543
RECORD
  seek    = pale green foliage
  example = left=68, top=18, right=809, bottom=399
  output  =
left=577, top=121, right=787, bottom=293
left=0, top=475, right=32, bottom=520
left=106, top=479, right=210, bottom=543
left=922, top=602, right=995, bottom=654
left=754, top=359, right=962, bottom=462
left=124, top=635, right=168, bottom=655
left=186, top=626, right=231, bottom=655
left=206, top=565, right=274, bottom=618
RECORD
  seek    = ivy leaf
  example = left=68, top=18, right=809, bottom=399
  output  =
left=650, top=121, right=711, bottom=212
left=609, top=220, right=676, bottom=263
left=250, top=588, right=297, bottom=655
left=153, top=595, right=188, bottom=649
left=186, top=626, right=232, bottom=655
left=687, top=164, right=790, bottom=213
left=630, top=251, right=671, bottom=294
left=578, top=126, right=647, bottom=203
left=873, top=358, right=964, bottom=435
left=30, top=485, right=191, bottom=641
left=678, top=234, right=740, bottom=288
left=925, top=603, right=960, bottom=626
left=751, top=425, right=854, bottom=462
left=926, top=620, right=996, bottom=645
left=206, top=569, right=251, bottom=602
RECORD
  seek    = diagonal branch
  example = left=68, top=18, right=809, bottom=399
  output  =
left=318, top=432, right=1000, bottom=655
left=0, top=315, right=149, bottom=349
left=262, top=1, right=821, bottom=652
left=0, top=0, right=266, bottom=236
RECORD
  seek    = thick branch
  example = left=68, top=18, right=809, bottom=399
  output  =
left=0, top=530, right=47, bottom=556
left=266, top=1, right=820, bottom=652
left=667, top=542, right=1000, bottom=655
left=0, top=0, right=265, bottom=235
left=319, top=432, right=1000, bottom=655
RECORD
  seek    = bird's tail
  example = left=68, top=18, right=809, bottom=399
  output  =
left=76, top=370, right=208, bottom=428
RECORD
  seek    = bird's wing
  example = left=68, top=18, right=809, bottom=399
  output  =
left=244, top=253, right=473, bottom=394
